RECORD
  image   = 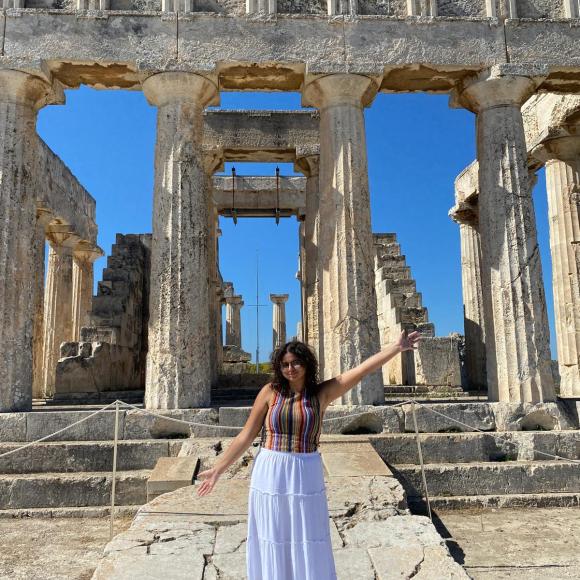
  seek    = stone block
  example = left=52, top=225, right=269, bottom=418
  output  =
left=414, top=337, right=462, bottom=387
left=403, top=403, right=495, bottom=433
left=124, top=408, right=218, bottom=440
left=0, top=412, right=27, bottom=442
left=322, top=405, right=384, bottom=435
left=333, top=547, right=375, bottom=580
left=211, top=551, right=247, bottom=580
left=320, top=441, right=392, bottom=477
left=219, top=407, right=251, bottom=428
left=214, top=522, right=247, bottom=554
left=492, top=401, right=578, bottom=431
left=26, top=410, right=124, bottom=442
left=147, top=457, right=200, bottom=501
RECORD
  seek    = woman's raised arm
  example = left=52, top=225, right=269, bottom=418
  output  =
left=318, top=330, right=421, bottom=408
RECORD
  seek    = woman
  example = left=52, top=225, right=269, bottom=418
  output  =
left=197, top=330, right=421, bottom=579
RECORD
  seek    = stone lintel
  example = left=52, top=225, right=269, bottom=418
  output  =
left=213, top=175, right=307, bottom=215
left=6, top=15, right=580, bottom=93
left=203, top=110, right=319, bottom=163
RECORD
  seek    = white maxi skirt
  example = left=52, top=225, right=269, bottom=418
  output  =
left=246, top=446, right=337, bottom=580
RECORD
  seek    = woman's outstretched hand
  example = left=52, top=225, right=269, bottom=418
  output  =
left=196, top=467, right=221, bottom=496
left=396, top=330, right=421, bottom=352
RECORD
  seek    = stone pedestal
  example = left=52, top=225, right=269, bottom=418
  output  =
left=303, top=74, right=383, bottom=405
left=270, top=294, right=289, bottom=351
left=295, top=154, right=321, bottom=362
left=450, top=202, right=487, bottom=391
left=537, top=135, right=580, bottom=397
left=225, top=295, right=244, bottom=348
left=72, top=242, right=102, bottom=341
left=142, top=72, right=219, bottom=409
left=42, top=226, right=79, bottom=397
left=455, top=65, right=554, bottom=403
left=0, top=70, right=62, bottom=411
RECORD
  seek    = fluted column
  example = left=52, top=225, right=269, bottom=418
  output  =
left=225, top=295, right=244, bottom=348
left=72, top=242, right=103, bottom=340
left=271, top=294, right=289, bottom=351
left=455, top=65, right=554, bottom=402
left=142, top=72, right=219, bottom=409
left=42, top=226, right=79, bottom=397
left=450, top=202, right=487, bottom=391
left=0, top=70, right=62, bottom=411
left=295, top=153, right=321, bottom=362
left=536, top=135, right=580, bottom=397
left=303, top=74, right=383, bottom=405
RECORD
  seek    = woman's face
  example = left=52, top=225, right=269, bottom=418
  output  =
left=280, top=351, right=306, bottom=387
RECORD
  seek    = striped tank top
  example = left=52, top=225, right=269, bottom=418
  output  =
left=261, top=386, right=322, bottom=453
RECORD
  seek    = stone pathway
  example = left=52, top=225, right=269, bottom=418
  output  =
left=0, top=517, right=133, bottom=580
left=435, top=507, right=580, bottom=579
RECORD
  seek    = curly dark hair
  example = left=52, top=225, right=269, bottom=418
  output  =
left=270, top=340, right=320, bottom=395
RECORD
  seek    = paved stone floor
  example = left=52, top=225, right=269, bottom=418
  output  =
left=0, top=517, right=133, bottom=580
left=435, top=507, right=580, bottom=579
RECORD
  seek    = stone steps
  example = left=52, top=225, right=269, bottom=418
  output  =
left=369, top=431, right=580, bottom=464
left=393, top=460, right=580, bottom=497
left=0, top=470, right=151, bottom=509
left=0, top=440, right=181, bottom=474
left=0, top=505, right=140, bottom=519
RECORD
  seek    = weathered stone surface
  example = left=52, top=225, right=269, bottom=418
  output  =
left=26, top=409, right=124, bottom=442
left=491, top=401, right=577, bottom=431
left=320, top=441, right=393, bottom=477
left=402, top=402, right=495, bottom=433
left=214, top=522, right=247, bottom=554
left=0, top=413, right=27, bottom=443
left=414, top=337, right=462, bottom=387
left=147, top=456, right=199, bottom=500
left=124, top=408, right=218, bottom=439
left=270, top=293, right=289, bottom=351
left=322, top=405, right=386, bottom=435
left=333, top=547, right=375, bottom=579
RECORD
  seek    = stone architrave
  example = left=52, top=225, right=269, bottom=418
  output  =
left=303, top=74, right=383, bottom=405
left=270, top=294, right=289, bottom=351
left=295, top=154, right=321, bottom=363
left=454, top=65, right=554, bottom=403
left=449, top=201, right=487, bottom=391
left=72, top=241, right=103, bottom=341
left=535, top=134, right=580, bottom=397
left=41, top=225, right=80, bottom=397
left=225, top=295, right=244, bottom=348
left=0, top=70, right=62, bottom=411
left=32, top=206, right=54, bottom=399
left=142, top=72, right=219, bottom=409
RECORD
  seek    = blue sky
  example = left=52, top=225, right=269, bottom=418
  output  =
left=36, top=86, right=557, bottom=362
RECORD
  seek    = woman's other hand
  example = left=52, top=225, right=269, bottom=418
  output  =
left=196, top=467, right=222, bottom=496
left=396, top=330, right=421, bottom=352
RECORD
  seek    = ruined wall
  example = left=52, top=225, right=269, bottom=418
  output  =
left=358, top=0, right=408, bottom=16
left=517, top=0, right=564, bottom=18
left=438, top=0, right=486, bottom=17
left=55, top=234, right=151, bottom=394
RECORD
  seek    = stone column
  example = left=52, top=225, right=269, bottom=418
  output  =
left=303, top=74, right=383, bottom=405
left=535, top=134, right=580, bottom=397
left=271, top=294, right=289, bottom=351
left=295, top=153, right=322, bottom=361
left=142, top=72, right=219, bottom=409
left=32, top=207, right=54, bottom=399
left=0, top=70, right=62, bottom=411
left=454, top=65, right=554, bottom=402
left=225, top=296, right=244, bottom=348
left=72, top=242, right=103, bottom=340
left=449, top=201, right=487, bottom=391
left=42, top=226, right=79, bottom=397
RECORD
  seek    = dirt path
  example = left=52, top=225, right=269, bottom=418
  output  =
left=0, top=517, right=132, bottom=580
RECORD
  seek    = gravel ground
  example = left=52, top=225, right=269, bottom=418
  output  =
left=0, top=517, right=132, bottom=580
left=435, top=507, right=580, bottom=579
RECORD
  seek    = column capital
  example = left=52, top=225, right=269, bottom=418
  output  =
left=270, top=293, right=289, bottom=304
left=73, top=241, right=104, bottom=263
left=203, top=145, right=225, bottom=174
left=294, top=152, right=320, bottom=177
left=449, top=201, right=478, bottom=226
left=225, top=295, right=244, bottom=306
left=451, top=65, right=547, bottom=113
left=46, top=225, right=81, bottom=249
left=0, top=69, right=64, bottom=110
left=141, top=71, right=220, bottom=108
left=532, top=133, right=580, bottom=164
left=36, top=205, right=54, bottom=229
left=302, top=74, right=380, bottom=109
